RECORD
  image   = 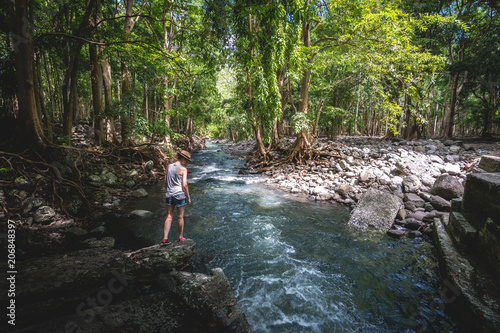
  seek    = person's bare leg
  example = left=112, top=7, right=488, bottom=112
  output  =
left=177, top=206, right=185, bottom=240
left=164, top=205, right=174, bottom=241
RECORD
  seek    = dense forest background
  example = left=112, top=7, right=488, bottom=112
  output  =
left=1, top=0, right=499, bottom=159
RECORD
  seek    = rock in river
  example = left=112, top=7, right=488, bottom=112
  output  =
left=131, top=188, right=148, bottom=197
left=131, top=209, right=153, bottom=218
left=348, top=187, right=402, bottom=230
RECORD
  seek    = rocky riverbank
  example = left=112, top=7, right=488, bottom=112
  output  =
left=221, top=136, right=500, bottom=238
left=0, top=128, right=207, bottom=257
left=2, top=240, right=251, bottom=332
left=1, top=129, right=253, bottom=331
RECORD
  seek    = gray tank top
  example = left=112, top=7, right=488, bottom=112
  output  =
left=165, top=163, right=184, bottom=197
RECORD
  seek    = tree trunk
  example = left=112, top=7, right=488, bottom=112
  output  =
left=298, top=21, right=312, bottom=116
left=120, top=60, right=133, bottom=145
left=89, top=43, right=103, bottom=145
left=89, top=0, right=104, bottom=145
left=8, top=0, right=47, bottom=149
left=288, top=19, right=315, bottom=163
left=247, top=13, right=267, bottom=159
left=482, top=83, right=496, bottom=137
left=35, top=52, right=53, bottom=141
left=101, top=58, right=118, bottom=144
left=143, top=83, right=149, bottom=123
left=62, top=54, right=79, bottom=144
left=120, top=0, right=143, bottom=146
left=42, top=50, right=58, bottom=124
left=61, top=0, right=96, bottom=144
left=441, top=73, right=459, bottom=138
left=160, top=0, right=178, bottom=145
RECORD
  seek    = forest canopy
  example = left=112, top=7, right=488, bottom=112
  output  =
left=0, top=0, right=499, bottom=157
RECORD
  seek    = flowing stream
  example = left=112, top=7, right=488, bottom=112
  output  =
left=124, top=142, right=456, bottom=332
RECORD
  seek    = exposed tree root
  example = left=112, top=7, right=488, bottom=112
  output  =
left=0, top=143, right=171, bottom=221
left=246, top=134, right=345, bottom=173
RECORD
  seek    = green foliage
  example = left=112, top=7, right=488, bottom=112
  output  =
left=3, top=0, right=498, bottom=150
left=0, top=167, right=15, bottom=181
left=292, top=112, right=311, bottom=134
left=150, top=120, right=174, bottom=138
left=382, top=100, right=403, bottom=135
left=14, top=176, right=26, bottom=182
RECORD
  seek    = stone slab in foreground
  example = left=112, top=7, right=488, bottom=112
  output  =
left=433, top=217, right=500, bottom=332
left=7, top=240, right=251, bottom=333
left=348, top=187, right=402, bottom=229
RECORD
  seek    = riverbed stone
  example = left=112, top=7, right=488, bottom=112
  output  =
left=83, top=237, right=115, bottom=248
left=101, top=172, right=118, bottom=186
left=33, top=206, right=56, bottom=223
left=131, top=188, right=148, bottom=197
left=397, top=208, right=407, bottom=220
left=131, top=209, right=153, bottom=218
left=429, top=195, right=451, bottom=212
left=408, top=230, right=423, bottom=238
left=404, top=193, right=425, bottom=208
left=432, top=174, right=464, bottom=199
left=423, top=211, right=439, bottom=224
left=90, top=225, right=106, bottom=234
left=443, top=140, right=455, bottom=146
left=407, top=211, right=426, bottom=221
left=444, top=163, right=461, bottom=175
left=402, top=175, right=422, bottom=193
left=387, top=229, right=405, bottom=238
left=358, top=170, right=371, bottom=182
left=313, top=186, right=334, bottom=201
left=430, top=155, right=445, bottom=164
left=404, top=201, right=417, bottom=212
left=46, top=219, right=75, bottom=230
left=400, top=218, right=422, bottom=230
left=348, top=187, right=402, bottom=230
left=338, top=184, right=355, bottom=194
left=64, top=227, right=89, bottom=237
left=449, top=146, right=461, bottom=154
left=30, top=197, right=44, bottom=209
left=424, top=202, right=434, bottom=212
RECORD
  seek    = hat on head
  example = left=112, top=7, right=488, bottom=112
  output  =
left=178, top=150, right=191, bottom=161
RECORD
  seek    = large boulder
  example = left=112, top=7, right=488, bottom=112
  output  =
left=348, top=187, right=402, bottom=230
left=431, top=174, right=464, bottom=200
left=160, top=268, right=252, bottom=332
left=10, top=240, right=250, bottom=332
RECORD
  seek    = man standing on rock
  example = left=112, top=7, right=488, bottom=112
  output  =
left=163, top=150, right=191, bottom=245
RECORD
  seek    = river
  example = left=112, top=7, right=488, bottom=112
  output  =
left=124, top=142, right=456, bottom=332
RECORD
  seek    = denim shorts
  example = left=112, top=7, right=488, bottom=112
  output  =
left=165, top=193, right=187, bottom=207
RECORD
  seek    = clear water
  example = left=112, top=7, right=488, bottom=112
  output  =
left=124, top=142, right=456, bottom=332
